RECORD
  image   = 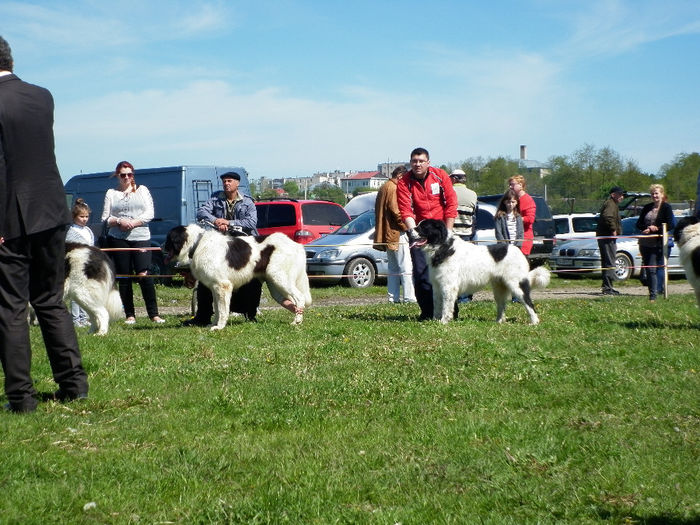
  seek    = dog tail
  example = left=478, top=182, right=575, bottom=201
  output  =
left=528, top=266, right=550, bottom=289
left=107, top=289, right=124, bottom=320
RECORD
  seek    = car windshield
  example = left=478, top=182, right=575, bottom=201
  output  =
left=621, top=218, right=640, bottom=236
left=555, top=218, right=569, bottom=235
left=301, top=202, right=350, bottom=226
left=333, top=211, right=375, bottom=235
left=572, top=217, right=598, bottom=232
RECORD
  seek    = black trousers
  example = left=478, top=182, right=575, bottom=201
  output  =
left=0, top=226, right=88, bottom=411
left=194, top=279, right=263, bottom=322
left=107, top=237, right=159, bottom=318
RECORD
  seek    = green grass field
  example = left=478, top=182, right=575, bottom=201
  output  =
left=1, top=281, right=698, bottom=524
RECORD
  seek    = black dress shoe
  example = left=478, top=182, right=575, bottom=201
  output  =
left=4, top=400, right=38, bottom=413
left=601, top=289, right=621, bottom=296
left=54, top=390, right=88, bottom=402
left=181, top=317, right=210, bottom=327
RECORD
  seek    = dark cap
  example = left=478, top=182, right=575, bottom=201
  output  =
left=609, top=186, right=624, bottom=195
left=220, top=171, right=240, bottom=181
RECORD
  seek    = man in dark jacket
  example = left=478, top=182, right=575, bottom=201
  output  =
left=595, top=186, right=624, bottom=295
left=0, top=36, right=88, bottom=412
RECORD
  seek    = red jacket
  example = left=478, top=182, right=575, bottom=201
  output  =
left=518, top=192, right=536, bottom=255
left=397, top=167, right=458, bottom=224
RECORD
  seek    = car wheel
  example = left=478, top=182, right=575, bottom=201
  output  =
left=614, top=252, right=633, bottom=281
left=345, top=257, right=375, bottom=288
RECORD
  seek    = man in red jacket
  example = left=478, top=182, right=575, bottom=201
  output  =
left=397, top=147, right=457, bottom=320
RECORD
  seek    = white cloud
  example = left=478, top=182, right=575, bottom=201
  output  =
left=562, top=0, right=700, bottom=58
left=54, top=80, right=421, bottom=177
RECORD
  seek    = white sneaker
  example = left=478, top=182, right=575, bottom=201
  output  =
left=124, top=317, right=136, bottom=325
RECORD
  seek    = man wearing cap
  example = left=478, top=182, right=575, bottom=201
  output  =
left=449, top=169, right=478, bottom=241
left=183, top=172, right=261, bottom=326
left=596, top=186, right=624, bottom=295
left=198, top=172, right=258, bottom=235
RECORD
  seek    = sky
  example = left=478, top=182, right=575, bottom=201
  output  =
left=1, top=0, right=699, bottom=182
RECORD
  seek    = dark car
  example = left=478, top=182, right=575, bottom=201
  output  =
left=476, top=194, right=555, bottom=262
left=255, top=199, right=350, bottom=244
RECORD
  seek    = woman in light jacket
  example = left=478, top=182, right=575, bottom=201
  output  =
left=101, top=161, right=164, bottom=324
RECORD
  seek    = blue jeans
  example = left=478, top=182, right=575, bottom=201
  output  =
left=409, top=246, right=433, bottom=318
left=640, top=244, right=665, bottom=299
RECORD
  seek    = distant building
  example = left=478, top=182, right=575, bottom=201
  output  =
left=340, top=171, right=387, bottom=195
left=377, top=161, right=408, bottom=178
left=311, top=170, right=346, bottom=187
left=518, top=145, right=551, bottom=178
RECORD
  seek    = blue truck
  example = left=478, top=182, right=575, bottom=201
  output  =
left=63, top=165, right=251, bottom=276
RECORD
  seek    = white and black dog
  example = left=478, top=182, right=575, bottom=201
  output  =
left=164, top=224, right=312, bottom=329
left=415, top=219, right=550, bottom=324
left=64, top=243, right=123, bottom=335
left=673, top=215, right=700, bottom=310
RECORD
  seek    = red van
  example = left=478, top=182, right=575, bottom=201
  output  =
left=255, top=199, right=350, bottom=244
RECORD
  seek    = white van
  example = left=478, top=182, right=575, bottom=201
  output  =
left=553, top=213, right=598, bottom=243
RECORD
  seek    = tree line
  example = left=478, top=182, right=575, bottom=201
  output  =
left=445, top=145, right=699, bottom=214
left=249, top=145, right=700, bottom=213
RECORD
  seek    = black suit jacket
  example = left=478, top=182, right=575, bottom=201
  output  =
left=0, top=73, right=70, bottom=240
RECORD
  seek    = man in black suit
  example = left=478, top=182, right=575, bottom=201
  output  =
left=0, top=36, right=88, bottom=413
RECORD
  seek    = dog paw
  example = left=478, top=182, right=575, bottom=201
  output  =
left=209, top=325, right=224, bottom=331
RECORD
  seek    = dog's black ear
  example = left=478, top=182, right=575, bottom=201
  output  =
left=674, top=216, right=699, bottom=244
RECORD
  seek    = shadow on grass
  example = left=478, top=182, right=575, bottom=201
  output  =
left=343, top=311, right=498, bottom=323
left=622, top=319, right=700, bottom=330
left=344, top=312, right=417, bottom=322
left=596, top=509, right=698, bottom=524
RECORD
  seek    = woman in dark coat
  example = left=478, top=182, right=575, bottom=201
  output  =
left=636, top=184, right=675, bottom=302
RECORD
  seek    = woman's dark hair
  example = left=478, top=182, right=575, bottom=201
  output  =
left=496, top=189, right=520, bottom=218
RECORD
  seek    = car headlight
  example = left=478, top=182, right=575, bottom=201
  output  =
left=578, top=249, right=599, bottom=257
left=315, top=248, right=341, bottom=260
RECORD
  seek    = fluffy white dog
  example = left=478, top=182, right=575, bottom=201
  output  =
left=673, top=215, right=700, bottom=310
left=164, top=225, right=312, bottom=330
left=415, top=219, right=550, bottom=324
left=64, top=243, right=123, bottom=335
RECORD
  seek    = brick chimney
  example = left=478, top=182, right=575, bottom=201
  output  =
left=520, top=145, right=527, bottom=160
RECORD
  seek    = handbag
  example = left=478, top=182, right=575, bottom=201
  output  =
left=97, top=220, right=109, bottom=248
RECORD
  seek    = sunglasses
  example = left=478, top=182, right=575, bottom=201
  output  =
left=119, top=172, right=133, bottom=178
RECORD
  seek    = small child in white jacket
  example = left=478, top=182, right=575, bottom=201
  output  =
left=65, top=198, right=95, bottom=327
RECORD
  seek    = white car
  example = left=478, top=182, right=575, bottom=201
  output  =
left=344, top=192, right=378, bottom=219
left=553, top=213, right=598, bottom=243
left=549, top=217, right=683, bottom=281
